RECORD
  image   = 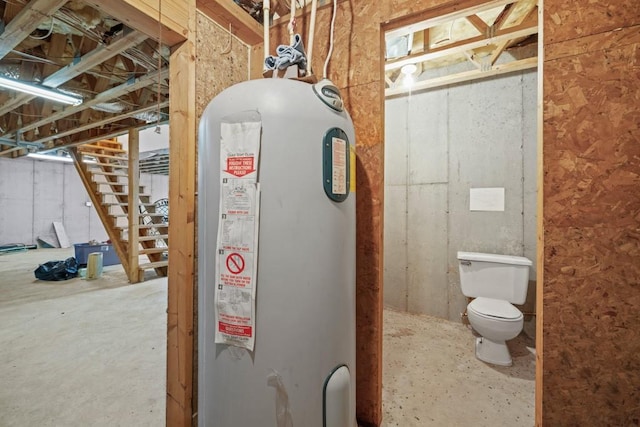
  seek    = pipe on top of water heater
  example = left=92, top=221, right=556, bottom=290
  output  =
left=288, top=0, right=296, bottom=45
left=323, top=0, right=338, bottom=79
left=263, top=0, right=270, bottom=62
left=307, top=0, right=318, bottom=75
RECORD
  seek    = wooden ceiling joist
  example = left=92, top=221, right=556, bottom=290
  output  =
left=197, top=0, right=263, bottom=45
left=43, top=30, right=149, bottom=88
left=31, top=101, right=169, bottom=146
left=3, top=68, right=169, bottom=140
left=83, top=0, right=188, bottom=46
left=386, top=56, right=537, bottom=97
left=0, top=0, right=69, bottom=59
left=0, top=30, right=149, bottom=117
left=385, top=0, right=516, bottom=39
left=466, top=14, right=490, bottom=35
left=385, top=20, right=537, bottom=72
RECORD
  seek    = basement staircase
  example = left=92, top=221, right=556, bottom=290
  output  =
left=69, top=139, right=168, bottom=283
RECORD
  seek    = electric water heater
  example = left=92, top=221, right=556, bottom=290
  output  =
left=197, top=78, right=356, bottom=427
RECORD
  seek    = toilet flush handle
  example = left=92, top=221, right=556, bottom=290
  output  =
left=461, top=260, right=471, bottom=266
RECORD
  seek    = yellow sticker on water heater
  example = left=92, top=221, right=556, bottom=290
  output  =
left=349, top=145, right=356, bottom=193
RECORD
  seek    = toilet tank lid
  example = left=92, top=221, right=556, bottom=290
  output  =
left=457, top=251, right=532, bottom=266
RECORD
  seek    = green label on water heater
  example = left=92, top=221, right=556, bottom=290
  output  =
left=322, top=128, right=350, bottom=203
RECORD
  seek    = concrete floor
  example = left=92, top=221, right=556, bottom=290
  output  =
left=0, top=248, right=166, bottom=427
left=0, top=248, right=533, bottom=426
left=382, top=308, right=535, bottom=427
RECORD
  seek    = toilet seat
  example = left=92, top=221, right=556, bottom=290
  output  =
left=468, top=297, right=523, bottom=321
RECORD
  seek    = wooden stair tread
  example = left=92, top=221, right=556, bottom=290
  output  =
left=81, top=152, right=127, bottom=161
left=139, top=247, right=168, bottom=255
left=91, top=171, right=128, bottom=178
left=118, top=223, right=169, bottom=229
left=110, top=213, right=166, bottom=218
left=101, top=192, right=151, bottom=197
left=124, top=234, right=168, bottom=242
left=139, top=260, right=168, bottom=270
left=104, top=202, right=156, bottom=206
left=94, top=140, right=122, bottom=148
left=79, top=145, right=126, bottom=154
left=90, top=162, right=128, bottom=169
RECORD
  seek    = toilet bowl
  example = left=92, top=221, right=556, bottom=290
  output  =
left=467, top=297, right=523, bottom=366
left=457, top=251, right=532, bottom=367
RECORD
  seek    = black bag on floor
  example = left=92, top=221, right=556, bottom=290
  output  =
left=34, top=257, right=79, bottom=281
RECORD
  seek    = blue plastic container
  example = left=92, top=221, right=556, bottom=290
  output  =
left=74, top=243, right=120, bottom=266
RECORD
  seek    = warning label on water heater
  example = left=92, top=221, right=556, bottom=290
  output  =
left=214, top=114, right=261, bottom=351
left=332, top=137, right=347, bottom=195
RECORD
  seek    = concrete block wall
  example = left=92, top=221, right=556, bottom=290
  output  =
left=384, top=69, right=537, bottom=321
left=0, top=157, right=168, bottom=247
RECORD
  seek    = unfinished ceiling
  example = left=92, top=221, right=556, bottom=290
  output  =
left=384, top=0, right=538, bottom=97
left=0, top=0, right=537, bottom=159
left=0, top=0, right=169, bottom=158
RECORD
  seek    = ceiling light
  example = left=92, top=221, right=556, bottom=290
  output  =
left=0, top=75, right=83, bottom=106
left=403, top=74, right=414, bottom=88
left=400, top=64, right=417, bottom=75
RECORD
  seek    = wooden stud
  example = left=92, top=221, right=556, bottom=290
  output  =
left=128, top=128, right=141, bottom=283
left=166, top=0, right=196, bottom=424
left=535, top=3, right=543, bottom=425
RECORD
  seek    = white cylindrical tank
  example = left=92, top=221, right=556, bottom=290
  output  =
left=198, top=78, right=356, bottom=427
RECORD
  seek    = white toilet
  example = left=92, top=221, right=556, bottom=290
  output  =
left=457, top=251, right=532, bottom=366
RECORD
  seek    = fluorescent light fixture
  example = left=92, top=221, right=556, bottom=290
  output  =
left=27, top=152, right=73, bottom=162
left=0, top=75, right=83, bottom=106
left=27, top=152, right=97, bottom=164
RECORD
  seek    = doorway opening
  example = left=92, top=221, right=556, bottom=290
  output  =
left=381, top=1, right=539, bottom=424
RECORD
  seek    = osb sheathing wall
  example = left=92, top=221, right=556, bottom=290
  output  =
left=269, top=1, right=466, bottom=424
left=194, top=10, right=250, bottom=423
left=542, top=1, right=640, bottom=425
left=196, top=11, right=249, bottom=118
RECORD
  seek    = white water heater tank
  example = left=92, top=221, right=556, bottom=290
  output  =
left=197, top=78, right=356, bottom=427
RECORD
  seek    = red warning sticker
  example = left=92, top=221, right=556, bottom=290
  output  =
left=218, top=322, right=252, bottom=337
left=226, top=252, right=245, bottom=275
left=225, top=156, right=255, bottom=177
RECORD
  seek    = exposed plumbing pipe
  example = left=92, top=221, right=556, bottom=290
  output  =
left=322, top=0, right=338, bottom=79
left=307, top=0, right=318, bottom=75
left=263, top=0, right=270, bottom=64
left=288, top=0, right=296, bottom=45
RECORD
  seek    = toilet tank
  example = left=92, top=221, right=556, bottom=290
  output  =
left=457, top=252, right=532, bottom=304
